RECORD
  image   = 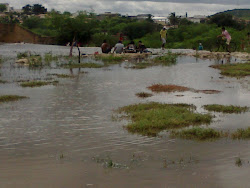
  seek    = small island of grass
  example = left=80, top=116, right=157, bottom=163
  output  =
left=203, top=104, right=249, bottom=113
left=116, top=102, right=212, bottom=136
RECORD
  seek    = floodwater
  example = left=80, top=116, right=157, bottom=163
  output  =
left=0, top=43, right=249, bottom=188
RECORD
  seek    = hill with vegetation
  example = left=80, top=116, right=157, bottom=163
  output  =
left=211, top=9, right=250, bottom=20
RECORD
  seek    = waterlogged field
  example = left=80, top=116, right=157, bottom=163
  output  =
left=0, top=43, right=249, bottom=188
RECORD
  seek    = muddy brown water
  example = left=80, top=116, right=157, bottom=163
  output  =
left=0, top=44, right=249, bottom=188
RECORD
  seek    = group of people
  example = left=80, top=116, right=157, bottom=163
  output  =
left=101, top=40, right=149, bottom=54
left=101, top=26, right=232, bottom=54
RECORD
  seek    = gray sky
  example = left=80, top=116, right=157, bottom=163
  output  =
left=5, top=0, right=250, bottom=16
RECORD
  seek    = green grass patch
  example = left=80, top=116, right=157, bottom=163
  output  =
left=153, top=52, right=177, bottom=65
left=170, top=127, right=223, bottom=141
left=117, top=102, right=212, bottom=136
left=17, top=52, right=29, bottom=59
left=0, top=80, right=7, bottom=84
left=28, top=55, right=43, bottom=67
left=44, top=53, right=59, bottom=63
left=20, top=81, right=58, bottom=87
left=203, top=104, right=249, bottom=113
left=48, top=73, right=75, bottom=78
left=210, top=63, right=250, bottom=77
left=62, top=63, right=104, bottom=69
left=135, top=92, right=153, bottom=98
left=231, top=127, right=250, bottom=139
left=0, top=95, right=28, bottom=103
left=95, top=54, right=126, bottom=63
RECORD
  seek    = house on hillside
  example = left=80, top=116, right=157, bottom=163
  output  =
left=153, top=17, right=169, bottom=25
left=136, top=14, right=152, bottom=20
left=98, top=12, right=120, bottom=20
left=187, top=15, right=207, bottom=23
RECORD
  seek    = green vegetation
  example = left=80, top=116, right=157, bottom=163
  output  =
left=153, top=52, right=177, bottom=65
left=48, top=73, right=75, bottom=78
left=62, top=63, right=104, bottom=69
left=17, top=52, right=29, bottom=59
left=0, top=4, right=7, bottom=12
left=0, top=95, right=28, bottom=103
left=128, top=52, right=177, bottom=69
left=44, top=53, right=59, bottom=63
left=117, top=102, right=212, bottom=136
left=212, top=9, right=250, bottom=21
left=203, top=104, right=249, bottom=113
left=210, top=63, right=250, bottom=77
left=95, top=54, right=126, bottom=63
left=235, top=157, right=242, bottom=167
left=148, top=84, right=191, bottom=93
left=0, top=80, right=7, bottom=84
left=28, top=55, right=43, bottom=67
left=231, top=127, right=250, bottom=139
left=135, top=92, right=153, bottom=98
left=20, top=81, right=58, bottom=87
left=170, top=127, right=223, bottom=141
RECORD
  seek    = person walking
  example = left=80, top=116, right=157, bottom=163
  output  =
left=160, top=26, right=168, bottom=50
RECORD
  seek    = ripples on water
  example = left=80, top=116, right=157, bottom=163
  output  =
left=0, top=44, right=249, bottom=187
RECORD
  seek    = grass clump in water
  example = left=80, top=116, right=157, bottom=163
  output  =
left=20, top=81, right=58, bottom=87
left=28, top=55, right=43, bottom=67
left=44, top=53, right=59, bottom=63
left=63, top=62, right=104, bottom=69
left=148, top=84, right=190, bottom=93
left=153, top=51, right=177, bottom=65
left=95, top=54, right=126, bottom=63
left=135, top=92, right=153, bottom=98
left=231, top=127, right=250, bottom=139
left=170, top=127, right=223, bottom=141
left=117, top=102, right=212, bottom=136
left=0, top=95, right=28, bottom=103
left=17, top=52, right=29, bottom=59
left=235, top=157, right=242, bottom=167
left=48, top=73, right=75, bottom=78
left=203, top=104, right=249, bottom=113
left=0, top=80, right=7, bottom=84
left=209, top=63, right=250, bottom=77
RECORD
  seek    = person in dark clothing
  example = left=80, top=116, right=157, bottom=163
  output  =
left=101, top=40, right=111, bottom=54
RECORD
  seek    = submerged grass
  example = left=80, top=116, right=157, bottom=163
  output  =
left=117, top=102, right=212, bottom=136
left=95, top=54, right=126, bottom=63
left=62, top=62, right=104, bottom=69
left=148, top=84, right=190, bottom=93
left=209, top=63, right=250, bottom=77
left=147, top=84, right=221, bottom=94
left=20, top=81, right=58, bottom=87
left=0, top=80, right=7, bottom=84
left=231, top=127, right=250, bottom=139
left=48, top=73, right=75, bottom=78
left=203, top=104, right=249, bottom=113
left=170, top=127, right=223, bottom=141
left=135, top=92, right=153, bottom=98
left=153, top=52, right=177, bottom=65
left=0, top=95, right=28, bottom=103
left=44, top=53, right=59, bottom=63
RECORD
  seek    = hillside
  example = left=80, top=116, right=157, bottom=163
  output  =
left=212, top=9, right=250, bottom=20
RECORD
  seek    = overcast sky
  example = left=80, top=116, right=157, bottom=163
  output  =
left=5, top=0, right=250, bottom=16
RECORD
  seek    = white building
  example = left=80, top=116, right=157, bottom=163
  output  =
left=187, top=15, right=207, bottom=23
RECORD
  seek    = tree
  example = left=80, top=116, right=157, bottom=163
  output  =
left=168, top=12, right=180, bottom=26
left=0, top=4, right=7, bottom=12
left=22, top=4, right=32, bottom=15
left=209, top=13, right=245, bottom=30
left=32, top=4, right=47, bottom=15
